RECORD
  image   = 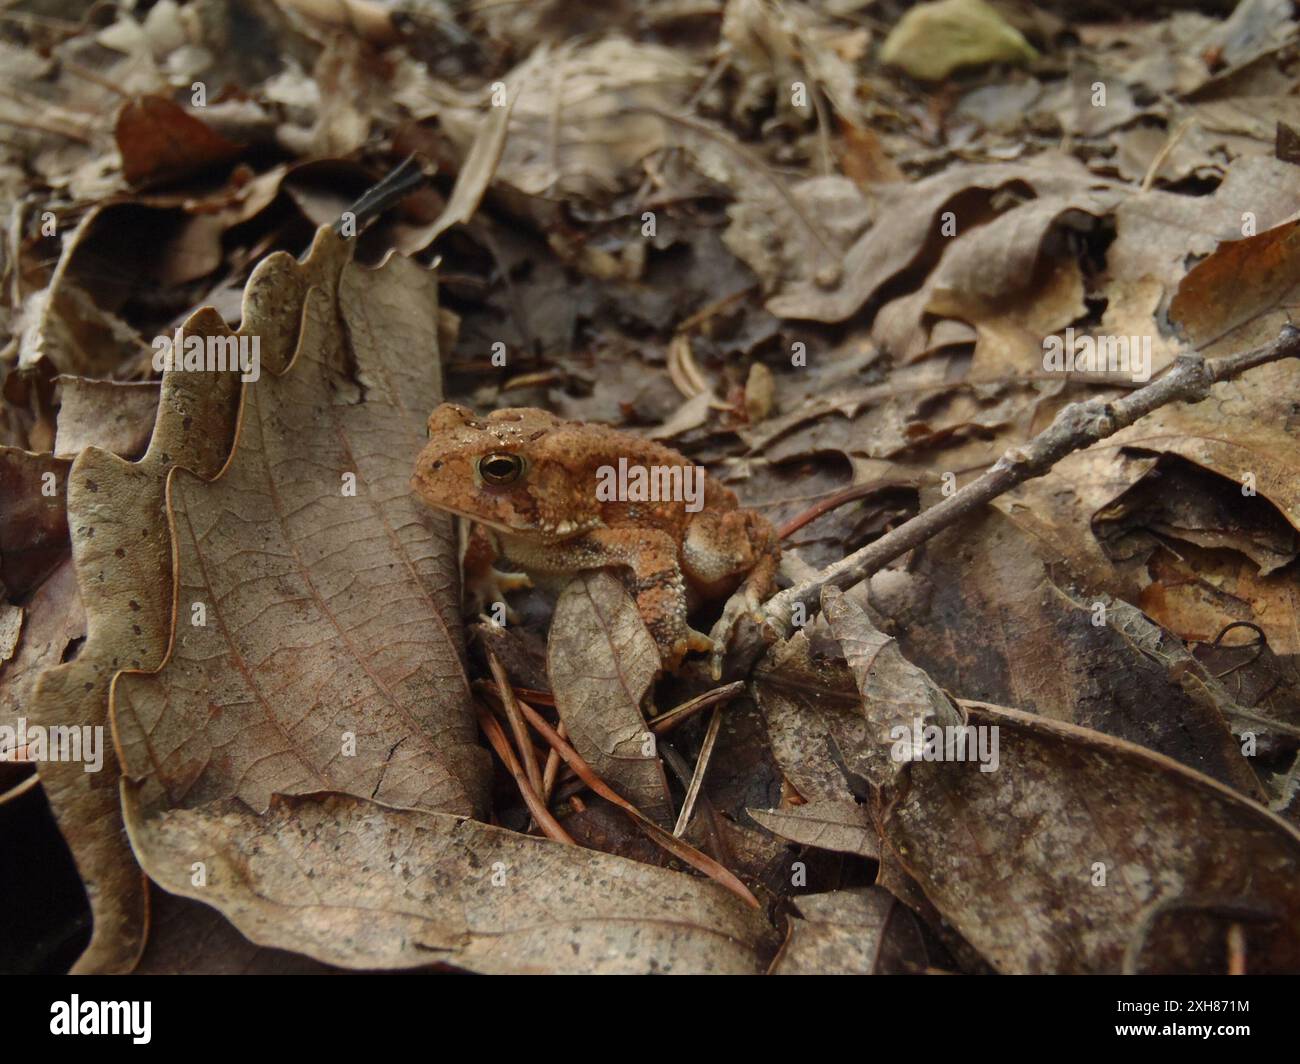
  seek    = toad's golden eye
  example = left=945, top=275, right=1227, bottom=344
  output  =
left=478, top=452, right=524, bottom=485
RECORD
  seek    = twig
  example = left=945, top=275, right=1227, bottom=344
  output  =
left=474, top=703, right=575, bottom=845
left=776, top=478, right=917, bottom=541
left=672, top=705, right=723, bottom=838
left=747, top=325, right=1300, bottom=658
left=651, top=681, right=745, bottom=734
left=511, top=695, right=759, bottom=908
left=1141, top=118, right=1193, bottom=193
left=486, top=649, right=544, bottom=798
left=541, top=720, right=567, bottom=803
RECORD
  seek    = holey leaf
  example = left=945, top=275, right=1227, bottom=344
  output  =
left=112, top=228, right=489, bottom=912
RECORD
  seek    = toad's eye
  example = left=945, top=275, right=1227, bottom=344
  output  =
left=478, top=453, right=524, bottom=485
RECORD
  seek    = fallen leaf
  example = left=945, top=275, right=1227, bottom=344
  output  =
left=770, top=886, right=927, bottom=974
left=749, top=799, right=878, bottom=859
left=547, top=571, right=673, bottom=824
left=125, top=790, right=771, bottom=973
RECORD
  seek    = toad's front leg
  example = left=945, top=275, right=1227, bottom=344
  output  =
left=574, top=526, right=713, bottom=671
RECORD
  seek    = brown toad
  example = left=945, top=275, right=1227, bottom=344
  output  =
left=411, top=404, right=779, bottom=674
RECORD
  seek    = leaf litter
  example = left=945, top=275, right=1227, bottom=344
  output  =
left=3, top=0, right=1300, bottom=975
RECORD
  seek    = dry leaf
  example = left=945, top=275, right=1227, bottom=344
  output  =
left=748, top=799, right=878, bottom=859
left=125, top=790, right=771, bottom=973
left=770, top=887, right=927, bottom=974
left=547, top=571, right=673, bottom=824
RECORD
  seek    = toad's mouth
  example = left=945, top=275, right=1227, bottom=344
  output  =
left=421, top=501, right=517, bottom=535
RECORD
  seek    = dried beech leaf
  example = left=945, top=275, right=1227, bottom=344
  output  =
left=54, top=378, right=160, bottom=460
left=770, top=887, right=927, bottom=975
left=124, top=790, right=769, bottom=973
left=748, top=799, right=878, bottom=859
left=547, top=571, right=672, bottom=824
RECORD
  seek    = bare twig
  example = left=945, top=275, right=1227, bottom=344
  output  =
left=475, top=703, right=575, bottom=845
left=652, top=680, right=746, bottom=735
left=541, top=720, right=567, bottom=803
left=744, top=325, right=1300, bottom=663
left=511, top=695, right=760, bottom=908
left=487, top=649, right=544, bottom=798
left=672, top=705, right=723, bottom=838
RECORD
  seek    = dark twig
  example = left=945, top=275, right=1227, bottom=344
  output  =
left=739, top=325, right=1300, bottom=667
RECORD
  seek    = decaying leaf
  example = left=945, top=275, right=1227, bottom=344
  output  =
left=770, top=887, right=928, bottom=975
left=816, top=591, right=1300, bottom=973
left=112, top=228, right=489, bottom=868
left=125, top=790, right=771, bottom=973
left=748, top=798, right=878, bottom=859
left=547, top=571, right=672, bottom=824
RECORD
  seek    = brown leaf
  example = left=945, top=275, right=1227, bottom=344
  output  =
left=547, top=571, right=672, bottom=824
left=30, top=305, right=244, bottom=973
left=125, top=790, right=770, bottom=973
left=820, top=592, right=1300, bottom=973
left=765, top=157, right=1111, bottom=323
left=115, top=95, right=243, bottom=188
left=0, top=447, right=70, bottom=599
left=770, top=887, right=927, bottom=974
left=436, top=38, right=702, bottom=201
left=135, top=886, right=341, bottom=975
left=1, top=558, right=84, bottom=736
left=896, top=698, right=1300, bottom=973
left=53, top=378, right=160, bottom=460
left=875, top=508, right=1265, bottom=796
left=1170, top=216, right=1300, bottom=352
left=114, top=229, right=488, bottom=829
left=748, top=799, right=879, bottom=859
left=822, top=585, right=962, bottom=794
left=751, top=629, right=866, bottom=805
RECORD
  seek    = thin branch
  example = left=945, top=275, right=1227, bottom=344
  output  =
left=746, top=325, right=1300, bottom=659
left=652, top=681, right=745, bottom=735
left=486, top=649, right=544, bottom=798
left=672, top=705, right=723, bottom=838
left=475, top=703, right=575, bottom=845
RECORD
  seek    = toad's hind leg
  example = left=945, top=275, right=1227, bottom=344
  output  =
left=683, top=510, right=780, bottom=679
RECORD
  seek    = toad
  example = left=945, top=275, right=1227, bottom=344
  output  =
left=412, top=404, right=780, bottom=675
